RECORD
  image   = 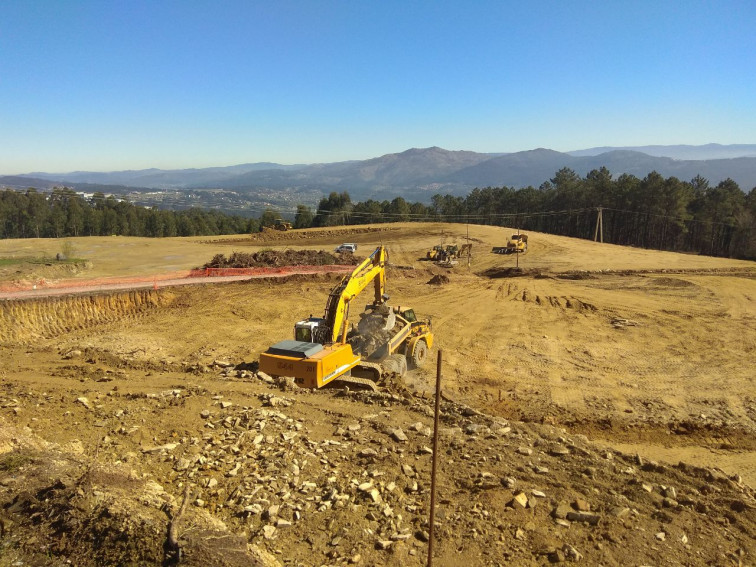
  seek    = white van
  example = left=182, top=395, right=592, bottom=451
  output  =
left=335, top=243, right=357, bottom=253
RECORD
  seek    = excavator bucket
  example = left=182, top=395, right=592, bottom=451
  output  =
left=357, top=308, right=396, bottom=335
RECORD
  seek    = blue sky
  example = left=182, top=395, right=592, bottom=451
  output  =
left=1, top=0, right=754, bottom=173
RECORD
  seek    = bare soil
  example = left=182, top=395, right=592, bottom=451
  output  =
left=0, top=223, right=754, bottom=566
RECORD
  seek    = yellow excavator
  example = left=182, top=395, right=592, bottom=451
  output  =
left=258, top=246, right=433, bottom=389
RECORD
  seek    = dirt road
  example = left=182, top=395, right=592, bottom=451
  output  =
left=0, top=266, right=352, bottom=300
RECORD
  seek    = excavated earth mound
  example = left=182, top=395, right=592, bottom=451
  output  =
left=427, top=274, right=450, bottom=285
left=203, top=250, right=360, bottom=269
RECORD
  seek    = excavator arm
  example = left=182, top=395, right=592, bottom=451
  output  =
left=323, top=246, right=388, bottom=343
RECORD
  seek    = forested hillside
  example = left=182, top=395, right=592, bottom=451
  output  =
left=304, top=168, right=756, bottom=259
left=0, top=188, right=256, bottom=238
left=3, top=167, right=755, bottom=259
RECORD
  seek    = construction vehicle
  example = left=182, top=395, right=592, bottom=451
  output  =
left=507, top=233, right=528, bottom=253
left=458, top=243, right=473, bottom=257
left=274, top=219, right=292, bottom=231
left=492, top=233, right=528, bottom=254
left=445, top=244, right=460, bottom=259
left=259, top=246, right=433, bottom=390
left=428, top=243, right=471, bottom=263
left=426, top=245, right=445, bottom=260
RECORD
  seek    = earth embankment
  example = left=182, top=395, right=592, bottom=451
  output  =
left=0, top=289, right=173, bottom=343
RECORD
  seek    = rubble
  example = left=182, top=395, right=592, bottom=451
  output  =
left=0, top=361, right=753, bottom=566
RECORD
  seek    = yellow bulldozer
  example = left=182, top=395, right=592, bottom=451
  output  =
left=492, top=233, right=528, bottom=254
left=258, top=246, right=433, bottom=390
left=273, top=219, right=292, bottom=231
left=507, top=233, right=528, bottom=253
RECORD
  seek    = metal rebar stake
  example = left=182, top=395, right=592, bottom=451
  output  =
left=427, top=349, right=442, bottom=566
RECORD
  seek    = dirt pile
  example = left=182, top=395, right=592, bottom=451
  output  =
left=203, top=250, right=360, bottom=269
left=427, top=274, right=450, bottom=285
left=0, top=260, right=93, bottom=291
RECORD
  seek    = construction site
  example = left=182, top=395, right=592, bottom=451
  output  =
left=0, top=222, right=754, bottom=566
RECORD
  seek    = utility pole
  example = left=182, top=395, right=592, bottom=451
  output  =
left=466, top=222, right=470, bottom=268
left=593, top=206, right=604, bottom=243
left=515, top=227, right=520, bottom=269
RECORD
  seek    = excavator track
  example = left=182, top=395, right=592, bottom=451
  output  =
left=335, top=360, right=384, bottom=391
left=331, top=376, right=380, bottom=392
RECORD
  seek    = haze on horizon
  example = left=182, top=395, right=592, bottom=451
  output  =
left=1, top=1, right=754, bottom=174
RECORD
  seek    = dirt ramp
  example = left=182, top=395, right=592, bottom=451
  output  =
left=0, top=289, right=174, bottom=344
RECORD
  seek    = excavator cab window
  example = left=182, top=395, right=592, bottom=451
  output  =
left=401, top=309, right=417, bottom=323
left=295, top=317, right=328, bottom=344
left=295, top=326, right=312, bottom=342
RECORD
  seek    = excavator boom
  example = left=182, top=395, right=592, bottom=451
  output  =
left=323, top=246, right=387, bottom=343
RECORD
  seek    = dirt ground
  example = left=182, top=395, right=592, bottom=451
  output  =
left=0, top=223, right=754, bottom=566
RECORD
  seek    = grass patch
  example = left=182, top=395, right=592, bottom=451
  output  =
left=0, top=451, right=34, bottom=472
left=0, top=256, right=86, bottom=266
left=0, top=256, right=52, bottom=266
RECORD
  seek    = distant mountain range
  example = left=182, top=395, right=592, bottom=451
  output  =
left=3, top=144, right=755, bottom=205
left=568, top=143, right=756, bottom=160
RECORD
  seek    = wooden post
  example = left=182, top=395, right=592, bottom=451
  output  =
left=594, top=206, right=604, bottom=243
left=515, top=227, right=521, bottom=268
left=427, top=350, right=443, bottom=567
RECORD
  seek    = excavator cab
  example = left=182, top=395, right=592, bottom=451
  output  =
left=294, top=317, right=330, bottom=344
left=396, top=307, right=417, bottom=323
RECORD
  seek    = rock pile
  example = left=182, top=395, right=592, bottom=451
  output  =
left=0, top=371, right=753, bottom=566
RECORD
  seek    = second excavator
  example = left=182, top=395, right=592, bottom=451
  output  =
left=258, top=246, right=433, bottom=390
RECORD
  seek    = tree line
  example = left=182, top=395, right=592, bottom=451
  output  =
left=0, top=188, right=257, bottom=238
left=2, top=167, right=755, bottom=259
left=292, top=168, right=755, bottom=259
